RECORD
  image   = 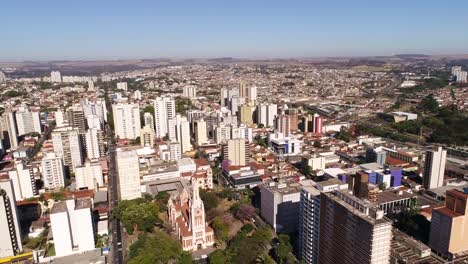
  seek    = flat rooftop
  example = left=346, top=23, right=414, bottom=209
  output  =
left=377, top=190, right=415, bottom=205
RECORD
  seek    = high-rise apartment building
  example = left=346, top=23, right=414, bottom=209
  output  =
left=50, top=198, right=95, bottom=256
left=86, top=114, right=101, bottom=130
left=214, top=124, right=231, bottom=144
left=256, top=103, right=277, bottom=127
left=15, top=107, right=41, bottom=136
left=1, top=111, right=18, bottom=149
left=247, top=86, right=257, bottom=103
left=194, top=118, right=208, bottom=146
left=429, top=189, right=468, bottom=259
left=318, top=191, right=392, bottom=264
left=154, top=96, right=176, bottom=139
left=50, top=71, right=62, bottom=83
left=298, top=186, right=321, bottom=264
left=7, top=161, right=37, bottom=201
left=276, top=114, right=291, bottom=137
left=87, top=80, right=94, bottom=91
left=112, top=103, right=141, bottom=140
left=285, top=109, right=298, bottom=131
left=0, top=179, right=22, bottom=258
left=239, top=104, right=254, bottom=125
left=116, top=148, right=141, bottom=200
left=143, top=112, right=155, bottom=132
left=0, top=71, right=6, bottom=82
left=116, top=82, right=128, bottom=91
left=41, top=152, right=66, bottom=189
left=67, top=106, right=87, bottom=134
left=223, top=139, right=249, bottom=166
left=52, top=126, right=83, bottom=171
left=85, top=128, right=104, bottom=160
left=75, top=160, right=103, bottom=190
left=312, top=114, right=323, bottom=134
left=140, top=125, right=155, bottom=147
left=175, top=115, right=192, bottom=153
left=182, top=86, right=197, bottom=98
left=423, top=147, right=447, bottom=189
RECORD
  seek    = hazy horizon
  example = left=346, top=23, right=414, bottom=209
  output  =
left=2, top=0, right=468, bottom=61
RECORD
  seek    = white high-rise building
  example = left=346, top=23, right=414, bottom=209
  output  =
left=223, top=139, right=249, bottom=166
left=85, top=128, right=103, bottom=160
left=75, top=160, right=103, bottom=190
left=87, top=81, right=95, bottom=91
left=276, top=114, right=291, bottom=137
left=86, top=114, right=102, bottom=130
left=0, top=179, right=22, bottom=258
left=1, top=111, right=19, bottom=149
left=15, top=107, right=41, bottom=136
left=8, top=161, right=36, bottom=201
left=176, top=115, right=192, bottom=153
left=182, top=86, right=197, bottom=98
left=50, top=198, right=95, bottom=257
left=143, top=112, right=155, bottom=132
left=232, top=125, right=253, bottom=143
left=116, top=82, right=128, bottom=91
left=214, top=124, right=231, bottom=144
left=230, top=96, right=245, bottom=116
left=267, top=104, right=278, bottom=127
left=0, top=71, right=6, bottom=82
left=456, top=71, right=468, bottom=83
left=159, top=141, right=182, bottom=161
left=423, top=147, right=447, bottom=189
left=116, top=148, right=141, bottom=200
left=167, top=118, right=177, bottom=141
left=81, top=99, right=107, bottom=123
left=41, top=153, right=66, bottom=190
left=134, top=90, right=142, bottom=100
left=452, top=66, right=462, bottom=75
left=52, top=126, right=83, bottom=171
left=247, top=86, right=257, bottom=103
left=50, top=71, right=62, bottom=83
left=55, top=110, right=66, bottom=127
left=112, top=103, right=141, bottom=140
left=154, top=97, right=176, bottom=139
left=194, top=119, right=208, bottom=146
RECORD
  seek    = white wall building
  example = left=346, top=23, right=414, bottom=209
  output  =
left=116, top=82, right=128, bottom=91
left=154, top=96, right=176, bottom=139
left=423, top=147, right=447, bottom=189
left=0, top=179, right=22, bottom=258
left=176, top=115, right=192, bottom=153
left=8, top=162, right=36, bottom=201
left=52, top=126, right=83, bottom=171
left=41, top=153, right=66, bottom=190
left=194, top=118, right=208, bottom=146
left=50, top=71, right=62, bottom=83
left=112, top=103, right=141, bottom=140
left=50, top=198, right=95, bottom=257
left=85, top=128, right=103, bottom=160
left=15, top=107, right=41, bottom=136
left=75, top=160, right=103, bottom=190
left=116, top=148, right=141, bottom=200
left=182, top=86, right=197, bottom=98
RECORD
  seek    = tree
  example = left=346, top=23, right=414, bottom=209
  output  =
left=128, top=231, right=187, bottom=264
left=313, top=140, right=321, bottom=148
left=235, top=204, right=256, bottom=221
left=378, top=182, right=387, bottom=191
left=302, top=165, right=312, bottom=176
left=209, top=249, right=226, bottom=264
left=212, top=216, right=229, bottom=241
left=113, top=199, right=161, bottom=235
left=200, top=189, right=220, bottom=211
left=274, top=234, right=293, bottom=264
left=154, top=192, right=170, bottom=212
left=421, top=95, right=439, bottom=113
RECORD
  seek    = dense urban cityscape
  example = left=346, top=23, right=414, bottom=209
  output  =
left=0, top=55, right=467, bottom=264
left=1, top=1, right=468, bottom=264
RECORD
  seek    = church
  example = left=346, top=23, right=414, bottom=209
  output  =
left=167, top=180, right=214, bottom=251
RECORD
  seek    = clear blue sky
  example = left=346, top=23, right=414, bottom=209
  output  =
left=1, top=0, right=468, bottom=61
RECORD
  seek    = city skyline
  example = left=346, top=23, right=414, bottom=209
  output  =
left=2, top=0, right=468, bottom=61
